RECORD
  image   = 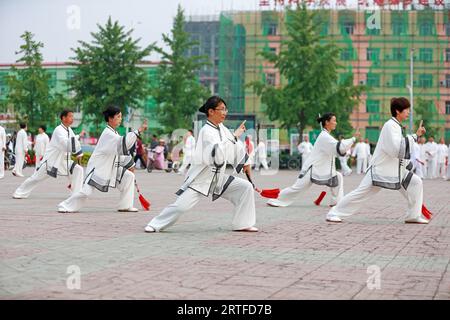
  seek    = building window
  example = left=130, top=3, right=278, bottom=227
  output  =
left=393, top=74, right=406, bottom=88
left=341, top=48, right=354, bottom=61
left=367, top=73, right=380, bottom=87
left=266, top=73, right=276, bottom=86
left=366, top=26, right=380, bottom=36
left=366, top=48, right=379, bottom=61
left=392, top=22, right=406, bottom=35
left=392, top=48, right=407, bottom=61
left=366, top=100, right=380, bottom=113
left=446, top=74, right=450, bottom=88
left=418, top=74, right=433, bottom=88
left=446, top=49, right=450, bottom=62
left=267, top=23, right=277, bottom=36
left=446, top=101, right=450, bottom=115
left=269, top=47, right=277, bottom=54
left=419, top=48, right=433, bottom=63
left=342, top=22, right=354, bottom=35
left=445, top=23, right=450, bottom=36
left=366, top=127, right=380, bottom=143
left=191, top=47, right=199, bottom=56
left=419, top=22, right=433, bottom=36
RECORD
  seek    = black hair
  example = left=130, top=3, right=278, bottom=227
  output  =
left=316, top=112, right=336, bottom=128
left=102, top=106, right=121, bottom=122
left=390, top=97, right=410, bottom=117
left=39, top=125, right=46, bottom=132
left=19, top=123, right=27, bottom=129
left=199, top=96, right=227, bottom=115
left=188, top=129, right=194, bottom=134
left=60, top=109, right=74, bottom=120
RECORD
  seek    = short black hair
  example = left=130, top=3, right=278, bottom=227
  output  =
left=199, top=96, right=227, bottom=115
left=102, top=106, right=121, bottom=122
left=39, top=125, right=46, bottom=132
left=60, top=109, right=74, bottom=120
left=188, top=129, right=194, bottom=134
left=19, top=123, right=27, bottom=129
left=390, top=97, right=410, bottom=117
left=316, top=112, right=336, bottom=128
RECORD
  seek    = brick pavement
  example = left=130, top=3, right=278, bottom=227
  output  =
left=0, top=167, right=449, bottom=299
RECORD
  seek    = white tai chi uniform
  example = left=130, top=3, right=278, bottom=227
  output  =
left=436, top=143, right=448, bottom=179
left=255, top=141, right=269, bottom=171
left=146, top=120, right=256, bottom=232
left=418, top=143, right=427, bottom=178
left=339, top=149, right=352, bottom=176
left=13, top=124, right=84, bottom=199
left=327, top=117, right=423, bottom=222
left=57, top=125, right=140, bottom=212
left=246, top=139, right=255, bottom=166
left=424, top=141, right=438, bottom=179
left=297, top=140, right=313, bottom=168
left=178, top=135, right=196, bottom=175
left=267, top=129, right=355, bottom=207
left=352, top=142, right=370, bottom=175
left=0, top=125, right=6, bottom=179
left=411, top=141, right=424, bottom=179
left=12, top=128, right=28, bottom=177
left=34, top=132, right=49, bottom=169
left=447, top=144, right=450, bottom=181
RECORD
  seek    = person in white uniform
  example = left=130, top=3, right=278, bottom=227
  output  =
left=436, top=138, right=448, bottom=179
left=326, top=97, right=428, bottom=224
left=144, top=96, right=258, bottom=233
left=447, top=143, right=450, bottom=181
left=178, top=129, right=196, bottom=176
left=245, top=135, right=255, bottom=168
left=255, top=139, right=269, bottom=171
left=12, top=110, right=84, bottom=199
left=0, top=124, right=6, bottom=179
left=12, top=123, right=28, bottom=177
left=424, top=136, right=438, bottom=179
left=297, top=135, right=313, bottom=169
left=352, top=138, right=370, bottom=175
left=34, top=125, right=50, bottom=169
left=417, top=136, right=427, bottom=179
left=57, top=106, right=147, bottom=213
left=267, top=112, right=358, bottom=208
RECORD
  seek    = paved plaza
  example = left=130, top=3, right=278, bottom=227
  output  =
left=0, top=167, right=449, bottom=300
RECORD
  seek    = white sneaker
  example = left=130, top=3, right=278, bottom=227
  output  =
left=326, top=215, right=342, bottom=223
left=118, top=207, right=139, bottom=212
left=405, top=217, right=429, bottom=224
left=12, top=193, right=27, bottom=199
left=267, top=199, right=290, bottom=207
left=144, top=225, right=156, bottom=233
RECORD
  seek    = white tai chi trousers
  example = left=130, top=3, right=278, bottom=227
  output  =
left=426, top=160, right=437, bottom=179
left=178, top=154, right=192, bottom=175
left=35, top=153, right=44, bottom=170
left=269, top=171, right=344, bottom=207
left=437, top=162, right=446, bottom=179
left=339, top=157, right=352, bottom=176
left=147, top=177, right=256, bottom=232
left=255, top=157, right=269, bottom=171
left=0, top=149, right=4, bottom=178
left=57, top=169, right=135, bottom=212
left=13, top=164, right=84, bottom=198
left=327, top=171, right=423, bottom=221
left=13, top=151, right=25, bottom=176
left=356, top=157, right=368, bottom=175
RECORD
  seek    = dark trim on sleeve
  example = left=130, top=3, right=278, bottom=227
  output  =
left=235, top=153, right=249, bottom=173
left=122, top=136, right=128, bottom=155
left=212, top=176, right=235, bottom=201
left=336, top=141, right=346, bottom=157
left=46, top=166, right=58, bottom=178
left=404, top=137, right=410, bottom=160
left=69, top=162, right=77, bottom=175
left=71, top=137, right=76, bottom=153
left=401, top=171, right=414, bottom=190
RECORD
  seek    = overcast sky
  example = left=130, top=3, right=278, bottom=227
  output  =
left=1, top=0, right=437, bottom=64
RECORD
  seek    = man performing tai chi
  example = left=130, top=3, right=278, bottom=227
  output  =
left=13, top=110, right=84, bottom=199
left=267, top=113, right=359, bottom=208
left=326, top=97, right=428, bottom=224
left=57, top=106, right=147, bottom=213
left=144, top=96, right=258, bottom=233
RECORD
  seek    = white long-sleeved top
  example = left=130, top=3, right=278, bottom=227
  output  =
left=84, top=125, right=139, bottom=192
left=256, top=141, right=267, bottom=160
left=15, top=129, right=28, bottom=155
left=352, top=142, right=370, bottom=159
left=297, top=141, right=313, bottom=157
left=38, top=124, right=83, bottom=177
left=298, top=129, right=355, bottom=187
left=0, top=125, right=6, bottom=150
left=368, top=117, right=417, bottom=190
left=423, top=141, right=438, bottom=161
left=34, top=132, right=50, bottom=155
left=183, top=135, right=196, bottom=158
left=176, top=120, right=249, bottom=200
left=436, top=143, right=449, bottom=163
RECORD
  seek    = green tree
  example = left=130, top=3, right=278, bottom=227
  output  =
left=152, top=5, right=209, bottom=133
left=414, top=97, right=443, bottom=139
left=6, top=31, right=56, bottom=134
left=249, top=5, right=365, bottom=140
left=68, top=17, right=154, bottom=134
